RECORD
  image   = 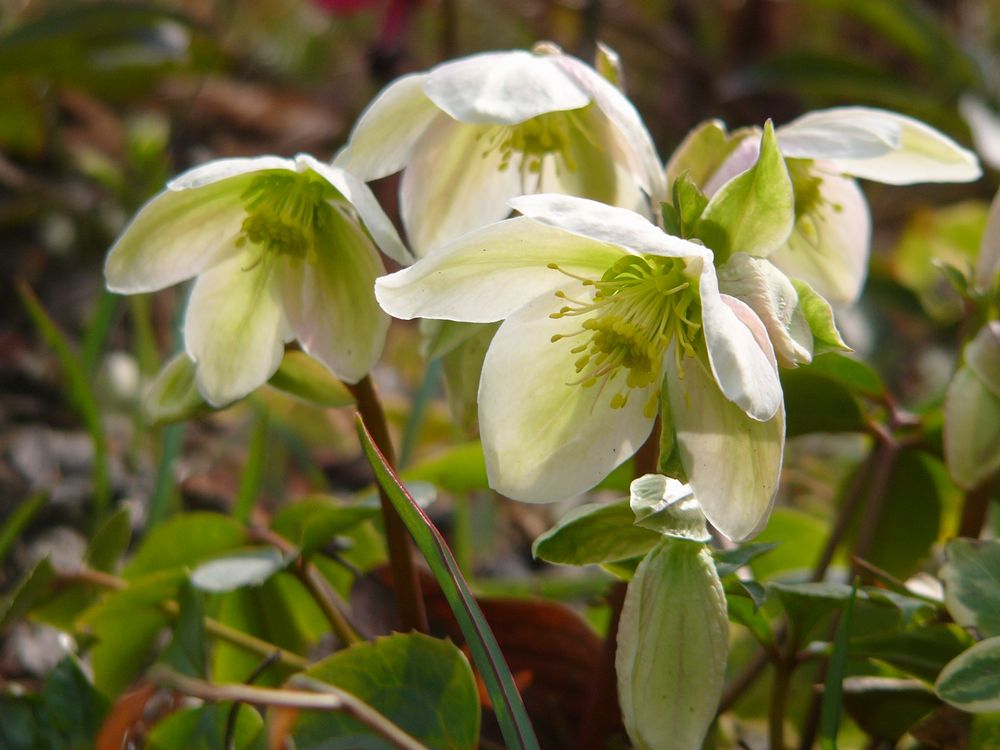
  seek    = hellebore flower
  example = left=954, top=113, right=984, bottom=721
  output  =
left=676, top=107, right=981, bottom=305
left=336, top=43, right=665, bottom=256
left=376, top=194, right=784, bottom=540
left=105, top=154, right=409, bottom=407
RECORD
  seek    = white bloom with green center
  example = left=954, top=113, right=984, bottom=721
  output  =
left=685, top=107, right=981, bottom=305
left=376, top=194, right=784, bottom=540
left=335, top=43, right=665, bottom=256
left=105, top=154, right=409, bottom=407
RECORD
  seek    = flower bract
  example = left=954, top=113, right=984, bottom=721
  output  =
left=335, top=43, right=665, bottom=256
left=105, top=153, right=408, bottom=407
left=376, top=194, right=784, bottom=540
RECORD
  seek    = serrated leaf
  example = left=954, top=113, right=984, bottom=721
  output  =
left=940, top=538, right=1000, bottom=638
left=697, top=120, right=795, bottom=261
left=532, top=499, right=660, bottom=566
left=935, top=636, right=1000, bottom=712
left=292, top=633, right=479, bottom=750
left=86, top=507, right=132, bottom=573
left=268, top=351, right=354, bottom=408
left=190, top=547, right=286, bottom=594
left=356, top=418, right=539, bottom=750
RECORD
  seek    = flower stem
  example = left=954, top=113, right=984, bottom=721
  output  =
left=347, top=375, right=428, bottom=633
left=957, top=476, right=995, bottom=539
left=577, top=581, right=627, bottom=750
left=769, top=657, right=792, bottom=750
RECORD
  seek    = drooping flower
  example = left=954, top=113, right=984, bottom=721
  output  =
left=335, top=43, right=666, bottom=256
left=376, top=194, right=784, bottom=541
left=105, top=154, right=409, bottom=407
left=671, top=107, right=981, bottom=305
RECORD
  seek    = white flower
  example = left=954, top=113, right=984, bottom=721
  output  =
left=105, top=154, right=408, bottom=406
left=376, top=194, right=784, bottom=541
left=335, top=43, right=665, bottom=256
left=688, top=108, right=982, bottom=305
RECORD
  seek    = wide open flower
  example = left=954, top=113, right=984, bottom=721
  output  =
left=105, top=154, right=408, bottom=406
left=376, top=194, right=784, bottom=540
left=677, top=107, right=981, bottom=305
left=335, top=43, right=665, bottom=256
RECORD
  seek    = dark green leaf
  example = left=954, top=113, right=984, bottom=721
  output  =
left=40, top=656, right=109, bottom=745
left=781, top=367, right=866, bottom=436
left=726, top=589, right=776, bottom=648
left=768, top=581, right=857, bottom=641
left=819, top=582, right=857, bottom=750
left=123, top=512, right=245, bottom=581
left=714, top=543, right=777, bottom=577
left=842, top=677, right=940, bottom=743
left=0, top=558, right=56, bottom=631
left=356, top=417, right=539, bottom=750
left=850, top=624, right=972, bottom=683
left=532, top=499, right=660, bottom=566
left=270, top=496, right=379, bottom=558
left=294, top=633, right=479, bottom=750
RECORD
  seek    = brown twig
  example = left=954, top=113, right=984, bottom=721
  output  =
left=957, top=476, right=996, bottom=539
left=347, top=375, right=428, bottom=633
left=152, top=667, right=430, bottom=750
left=577, top=581, right=627, bottom=750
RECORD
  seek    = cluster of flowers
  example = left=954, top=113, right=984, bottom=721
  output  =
left=105, top=43, right=979, bottom=542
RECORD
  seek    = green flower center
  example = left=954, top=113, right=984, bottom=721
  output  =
left=478, top=109, right=586, bottom=179
left=548, top=255, right=702, bottom=418
left=787, top=158, right=844, bottom=247
left=236, top=171, right=340, bottom=266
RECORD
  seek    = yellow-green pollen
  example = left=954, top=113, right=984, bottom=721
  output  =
left=478, top=109, right=588, bottom=180
left=548, top=255, right=702, bottom=418
left=787, top=158, right=843, bottom=248
left=236, top=171, right=340, bottom=268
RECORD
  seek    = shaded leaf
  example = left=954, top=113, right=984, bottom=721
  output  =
left=935, top=636, right=1000, bottom=713
left=86, top=507, right=132, bottom=573
left=161, top=580, right=206, bottom=678
left=532, top=499, right=659, bottom=566
left=940, top=538, right=1000, bottom=638
left=123, top=512, right=245, bottom=581
left=147, top=704, right=263, bottom=750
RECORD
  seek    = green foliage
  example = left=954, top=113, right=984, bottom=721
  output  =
left=293, top=633, right=480, bottom=750
left=162, top=580, right=207, bottom=678
left=123, top=513, right=246, bottom=580
left=190, top=548, right=287, bottom=594
left=532, top=499, right=660, bottom=566
left=85, top=508, right=132, bottom=573
left=941, top=538, right=1000, bottom=638
left=268, top=351, right=356, bottom=408
left=146, top=705, right=264, bottom=750
left=935, top=636, right=1000, bottom=712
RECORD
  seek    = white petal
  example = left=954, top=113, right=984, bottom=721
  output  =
left=479, top=292, right=655, bottom=502
left=552, top=53, right=667, bottom=203
left=400, top=114, right=521, bottom=256
left=699, top=266, right=782, bottom=420
left=282, top=208, right=389, bottom=384
left=666, top=356, right=784, bottom=541
left=777, top=108, right=900, bottom=160
left=375, top=216, right=623, bottom=322
left=333, top=72, right=440, bottom=181
left=785, top=108, right=981, bottom=184
left=298, top=155, right=411, bottom=265
left=509, top=194, right=712, bottom=262
left=768, top=169, right=871, bottom=305
left=184, top=245, right=292, bottom=406
left=960, top=95, right=1000, bottom=171
left=167, top=155, right=293, bottom=190
left=977, top=188, right=1000, bottom=293
left=105, top=175, right=251, bottom=293
left=702, top=133, right=760, bottom=196
left=424, top=50, right=590, bottom=125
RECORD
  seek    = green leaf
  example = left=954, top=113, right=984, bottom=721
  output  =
left=850, top=624, right=972, bottom=683
left=39, top=656, right=109, bottom=746
left=665, top=119, right=753, bottom=190
left=671, top=173, right=710, bottom=239
left=86, top=507, right=132, bottom=573
left=268, top=350, right=355, bottom=408
left=726, top=587, right=775, bottom=648
left=356, top=417, right=539, bottom=750
left=617, top=539, right=728, bottom=750
left=842, top=677, right=940, bottom=743
left=696, top=120, right=794, bottom=261
left=0, top=492, right=46, bottom=566
left=820, top=582, right=857, bottom=750
left=792, top=279, right=850, bottom=355
left=714, top=542, right=778, bottom=578
left=532, top=499, right=660, bottom=566
left=944, top=367, right=1000, bottom=490
left=0, top=558, right=56, bottom=631
left=750, top=507, right=830, bottom=580
left=270, top=496, right=379, bottom=558
left=190, top=547, right=287, bottom=593
left=768, top=581, right=857, bottom=641
left=82, top=571, right=181, bottom=696
left=935, top=636, right=1000, bottom=712
left=123, top=512, right=246, bottom=581
left=162, top=580, right=206, bottom=677
left=294, top=633, right=480, bottom=750
left=780, top=366, right=866, bottom=436
left=402, top=442, right=490, bottom=493
left=855, top=449, right=943, bottom=580
left=143, top=352, right=213, bottom=425
left=148, top=704, right=263, bottom=750
left=941, top=538, right=1000, bottom=638
left=807, top=353, right=885, bottom=397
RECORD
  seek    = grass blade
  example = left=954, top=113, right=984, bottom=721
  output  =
left=819, top=581, right=859, bottom=750
left=356, top=415, right=540, bottom=750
